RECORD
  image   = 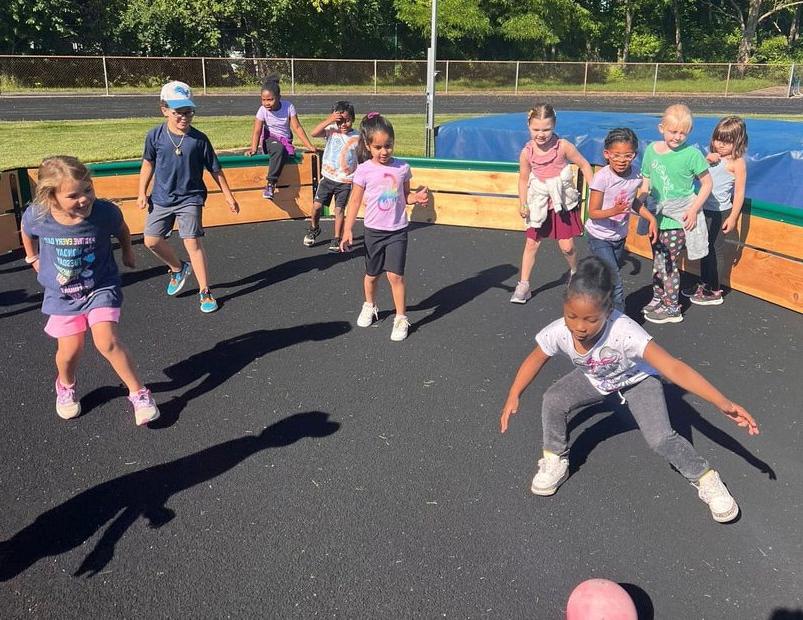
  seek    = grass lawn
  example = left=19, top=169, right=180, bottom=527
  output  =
left=0, top=114, right=476, bottom=171
left=1, top=111, right=801, bottom=171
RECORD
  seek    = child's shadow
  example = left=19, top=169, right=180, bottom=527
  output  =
left=151, top=322, right=350, bottom=425
left=566, top=383, right=775, bottom=479
left=80, top=322, right=351, bottom=425
left=211, top=245, right=363, bottom=304
left=0, top=411, right=340, bottom=581
left=407, top=264, right=517, bottom=331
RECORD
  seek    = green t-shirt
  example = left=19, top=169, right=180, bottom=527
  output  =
left=642, top=142, right=708, bottom=231
left=658, top=213, right=683, bottom=230
left=641, top=142, right=708, bottom=203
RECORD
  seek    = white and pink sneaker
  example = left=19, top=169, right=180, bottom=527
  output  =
left=128, top=388, right=160, bottom=426
left=55, top=377, right=81, bottom=420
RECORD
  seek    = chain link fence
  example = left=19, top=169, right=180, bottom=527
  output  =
left=0, top=55, right=797, bottom=98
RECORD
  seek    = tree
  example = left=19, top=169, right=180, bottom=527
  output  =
left=496, top=0, right=598, bottom=59
left=709, top=0, right=803, bottom=65
left=394, top=0, right=491, bottom=43
left=670, top=0, right=684, bottom=61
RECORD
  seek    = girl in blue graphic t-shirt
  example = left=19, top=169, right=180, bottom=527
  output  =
left=21, top=156, right=160, bottom=426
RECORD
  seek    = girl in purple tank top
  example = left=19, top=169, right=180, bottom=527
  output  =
left=510, top=104, right=594, bottom=304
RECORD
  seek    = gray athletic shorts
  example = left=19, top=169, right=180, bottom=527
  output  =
left=144, top=202, right=205, bottom=239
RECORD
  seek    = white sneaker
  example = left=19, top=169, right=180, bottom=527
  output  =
left=510, top=280, right=531, bottom=304
left=694, top=470, right=739, bottom=523
left=357, top=302, right=378, bottom=327
left=530, top=453, right=569, bottom=496
left=390, top=315, right=410, bottom=341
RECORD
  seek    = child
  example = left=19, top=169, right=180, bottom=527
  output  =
left=636, top=104, right=712, bottom=324
left=305, top=101, right=360, bottom=251
left=244, top=75, right=316, bottom=200
left=682, top=116, right=748, bottom=306
left=137, top=80, right=240, bottom=314
left=586, top=128, right=658, bottom=312
left=500, top=257, right=758, bottom=523
left=339, top=113, right=429, bottom=342
left=21, top=156, right=160, bottom=426
left=511, top=104, right=594, bottom=304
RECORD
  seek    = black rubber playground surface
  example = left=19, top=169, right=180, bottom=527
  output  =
left=0, top=220, right=801, bottom=618
left=1, top=93, right=801, bottom=121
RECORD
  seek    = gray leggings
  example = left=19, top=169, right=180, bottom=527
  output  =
left=541, top=369, right=709, bottom=481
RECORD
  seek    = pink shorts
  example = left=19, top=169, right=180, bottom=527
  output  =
left=44, top=307, right=121, bottom=338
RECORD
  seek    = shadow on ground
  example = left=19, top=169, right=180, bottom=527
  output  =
left=566, top=383, right=775, bottom=480
left=79, top=321, right=351, bottom=425
left=0, top=411, right=340, bottom=580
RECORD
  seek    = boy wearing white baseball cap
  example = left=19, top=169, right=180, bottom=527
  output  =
left=137, top=81, right=239, bottom=313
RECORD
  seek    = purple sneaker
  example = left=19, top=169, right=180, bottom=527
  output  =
left=691, top=287, right=724, bottom=306
left=262, top=183, right=275, bottom=200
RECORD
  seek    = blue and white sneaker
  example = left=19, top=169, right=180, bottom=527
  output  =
left=199, top=289, right=219, bottom=313
left=167, top=261, right=192, bottom=296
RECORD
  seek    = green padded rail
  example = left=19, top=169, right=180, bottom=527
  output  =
left=85, top=152, right=306, bottom=177
left=744, top=199, right=803, bottom=227
left=404, top=157, right=520, bottom=173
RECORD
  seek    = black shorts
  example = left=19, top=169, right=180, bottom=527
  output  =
left=314, top=177, right=352, bottom=211
left=364, top=226, right=408, bottom=276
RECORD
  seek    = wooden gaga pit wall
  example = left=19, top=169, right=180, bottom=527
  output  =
left=0, top=155, right=800, bottom=313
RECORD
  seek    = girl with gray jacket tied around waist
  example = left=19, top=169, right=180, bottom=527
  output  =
left=635, top=104, right=712, bottom=325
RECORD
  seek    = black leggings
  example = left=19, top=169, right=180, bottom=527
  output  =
left=262, top=139, right=288, bottom=184
left=700, top=209, right=731, bottom=291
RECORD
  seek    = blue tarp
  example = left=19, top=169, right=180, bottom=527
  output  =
left=435, top=111, right=803, bottom=208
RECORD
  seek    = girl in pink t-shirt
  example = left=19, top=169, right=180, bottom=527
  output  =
left=511, top=104, right=594, bottom=304
left=340, top=113, right=429, bottom=342
left=244, top=76, right=316, bottom=200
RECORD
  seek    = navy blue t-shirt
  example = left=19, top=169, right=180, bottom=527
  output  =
left=22, top=200, right=124, bottom=316
left=143, top=124, right=222, bottom=208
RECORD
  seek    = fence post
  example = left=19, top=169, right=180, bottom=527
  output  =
left=652, top=63, right=659, bottom=96
left=445, top=60, right=449, bottom=94
left=787, top=63, right=796, bottom=98
left=725, top=63, right=732, bottom=96
left=290, top=58, right=295, bottom=95
left=514, top=61, right=520, bottom=94
left=201, top=58, right=207, bottom=95
left=102, top=56, right=109, bottom=96
left=374, top=59, right=378, bottom=94
left=583, top=61, right=589, bottom=94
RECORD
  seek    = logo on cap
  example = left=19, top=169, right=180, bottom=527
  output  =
left=161, top=81, right=195, bottom=109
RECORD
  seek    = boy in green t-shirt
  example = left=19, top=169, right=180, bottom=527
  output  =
left=635, top=104, right=712, bottom=324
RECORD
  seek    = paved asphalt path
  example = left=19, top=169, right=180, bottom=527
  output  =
left=0, top=93, right=801, bottom=121
left=0, top=220, right=800, bottom=618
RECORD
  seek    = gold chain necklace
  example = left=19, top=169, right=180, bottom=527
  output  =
left=166, top=127, right=186, bottom=156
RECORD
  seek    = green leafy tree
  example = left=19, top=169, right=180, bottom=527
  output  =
left=496, top=0, right=598, bottom=59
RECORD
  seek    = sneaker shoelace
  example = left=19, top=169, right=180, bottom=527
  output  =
left=537, top=457, right=561, bottom=475
left=57, top=384, right=76, bottom=404
left=200, top=290, right=214, bottom=303
left=697, top=475, right=733, bottom=510
left=130, top=389, right=152, bottom=407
